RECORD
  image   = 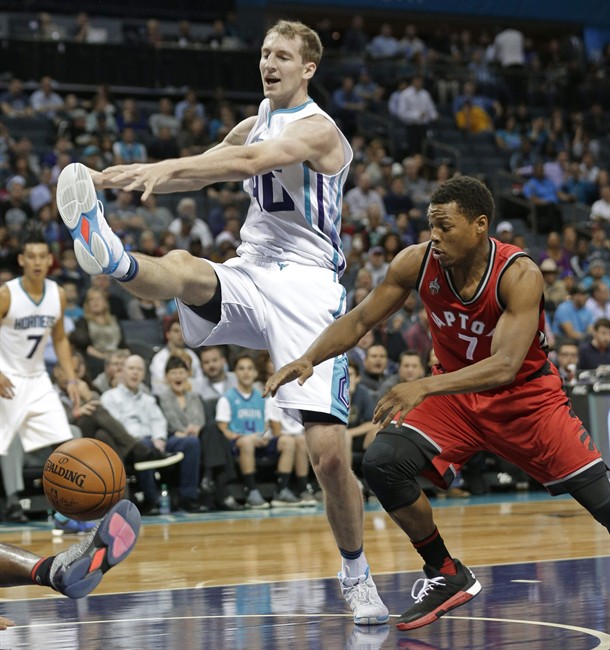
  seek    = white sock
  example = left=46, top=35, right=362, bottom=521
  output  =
left=342, top=551, right=369, bottom=579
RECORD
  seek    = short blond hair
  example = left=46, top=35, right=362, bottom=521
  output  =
left=265, top=20, right=323, bottom=67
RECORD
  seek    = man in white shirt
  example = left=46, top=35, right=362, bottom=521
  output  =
left=590, top=185, right=610, bottom=223
left=396, top=75, right=438, bottom=155
left=492, top=27, right=525, bottom=105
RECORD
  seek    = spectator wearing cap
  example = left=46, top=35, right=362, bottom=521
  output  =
left=540, top=258, right=568, bottom=314
left=0, top=175, right=33, bottom=235
left=581, top=258, right=610, bottom=292
left=364, top=245, right=389, bottom=286
left=494, top=220, right=514, bottom=244
left=552, top=284, right=596, bottom=343
left=578, top=317, right=610, bottom=370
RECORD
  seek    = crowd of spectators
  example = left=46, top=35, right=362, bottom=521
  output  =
left=1, top=12, right=610, bottom=512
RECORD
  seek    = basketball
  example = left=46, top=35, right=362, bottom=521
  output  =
left=42, top=438, right=126, bottom=521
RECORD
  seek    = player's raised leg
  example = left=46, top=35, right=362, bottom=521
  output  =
left=56, top=163, right=217, bottom=306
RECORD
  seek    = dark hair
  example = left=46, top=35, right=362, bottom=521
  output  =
left=429, top=176, right=495, bottom=224
left=399, top=349, right=424, bottom=365
left=594, top=317, right=610, bottom=331
left=165, top=355, right=189, bottom=373
left=233, top=352, right=256, bottom=369
left=19, top=221, right=48, bottom=252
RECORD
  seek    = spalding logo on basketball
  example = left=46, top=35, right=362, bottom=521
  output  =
left=43, top=438, right=126, bottom=521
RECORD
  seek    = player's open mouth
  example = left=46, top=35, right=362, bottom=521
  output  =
left=265, top=76, right=280, bottom=85
left=431, top=248, right=444, bottom=259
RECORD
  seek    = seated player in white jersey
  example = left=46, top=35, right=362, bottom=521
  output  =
left=55, top=20, right=388, bottom=624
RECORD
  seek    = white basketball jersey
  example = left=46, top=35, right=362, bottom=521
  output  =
left=238, top=98, right=353, bottom=277
left=0, top=278, right=61, bottom=376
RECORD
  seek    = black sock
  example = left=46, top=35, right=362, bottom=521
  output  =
left=296, top=476, right=308, bottom=493
left=412, top=527, right=456, bottom=574
left=243, top=473, right=256, bottom=491
left=277, top=473, right=290, bottom=491
left=31, top=556, right=55, bottom=588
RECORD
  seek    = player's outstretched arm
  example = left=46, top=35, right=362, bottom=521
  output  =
left=96, top=115, right=258, bottom=199
left=264, top=245, right=424, bottom=396
left=374, top=257, right=544, bottom=427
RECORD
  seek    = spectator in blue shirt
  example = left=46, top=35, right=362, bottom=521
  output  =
left=552, top=284, right=596, bottom=342
left=522, top=161, right=569, bottom=233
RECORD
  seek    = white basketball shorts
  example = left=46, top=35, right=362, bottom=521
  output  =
left=0, top=372, right=73, bottom=455
left=176, top=256, right=349, bottom=423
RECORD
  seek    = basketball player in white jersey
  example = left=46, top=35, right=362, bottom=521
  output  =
left=0, top=225, right=81, bottom=522
left=55, top=20, right=388, bottom=624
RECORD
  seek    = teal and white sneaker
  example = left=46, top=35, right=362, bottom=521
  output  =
left=52, top=513, right=97, bottom=536
left=56, top=162, right=129, bottom=277
left=48, top=500, right=141, bottom=599
left=338, top=566, right=390, bottom=625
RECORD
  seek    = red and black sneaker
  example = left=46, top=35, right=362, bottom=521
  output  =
left=48, top=500, right=141, bottom=599
left=396, top=559, right=481, bottom=630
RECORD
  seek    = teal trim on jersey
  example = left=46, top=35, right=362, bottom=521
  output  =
left=329, top=353, right=349, bottom=424
left=302, top=165, right=313, bottom=226
left=332, top=286, right=346, bottom=319
left=267, top=98, right=314, bottom=126
left=301, top=164, right=344, bottom=276
left=19, top=278, right=46, bottom=306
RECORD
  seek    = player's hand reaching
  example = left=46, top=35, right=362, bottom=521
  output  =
left=107, top=163, right=173, bottom=201
left=373, top=380, right=428, bottom=429
left=264, top=357, right=314, bottom=397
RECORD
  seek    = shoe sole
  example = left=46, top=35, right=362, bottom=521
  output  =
left=133, top=451, right=184, bottom=472
left=396, top=579, right=482, bottom=630
left=56, top=162, right=111, bottom=275
left=57, top=500, right=141, bottom=599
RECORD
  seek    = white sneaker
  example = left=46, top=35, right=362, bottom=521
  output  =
left=270, top=488, right=301, bottom=507
left=345, top=624, right=390, bottom=650
left=339, top=566, right=390, bottom=625
left=297, top=489, right=317, bottom=507
left=56, top=162, right=129, bottom=277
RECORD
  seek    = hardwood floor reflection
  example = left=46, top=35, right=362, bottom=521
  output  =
left=1, top=495, right=607, bottom=604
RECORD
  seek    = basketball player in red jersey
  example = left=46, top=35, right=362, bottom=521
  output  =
left=266, top=175, right=610, bottom=630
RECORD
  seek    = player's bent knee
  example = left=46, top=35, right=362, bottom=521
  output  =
left=362, top=432, right=425, bottom=511
left=568, top=470, right=610, bottom=532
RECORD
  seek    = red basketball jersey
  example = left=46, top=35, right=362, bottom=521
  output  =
left=416, top=238, right=548, bottom=392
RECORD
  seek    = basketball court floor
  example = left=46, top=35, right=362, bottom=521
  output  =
left=1, top=493, right=608, bottom=649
